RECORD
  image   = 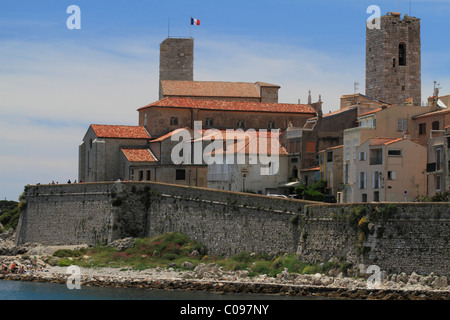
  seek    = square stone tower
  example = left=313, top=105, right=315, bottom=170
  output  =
left=366, top=12, right=421, bottom=106
left=159, top=38, right=194, bottom=99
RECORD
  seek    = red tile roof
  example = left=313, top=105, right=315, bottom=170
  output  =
left=91, top=125, right=150, bottom=139
left=369, top=137, right=400, bottom=146
left=150, top=128, right=190, bottom=142
left=412, top=108, right=450, bottom=120
left=160, top=80, right=261, bottom=98
left=120, top=148, right=158, bottom=162
left=204, top=133, right=288, bottom=157
left=139, top=98, right=316, bottom=114
left=300, top=166, right=320, bottom=172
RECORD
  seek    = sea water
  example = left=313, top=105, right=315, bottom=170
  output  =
left=0, top=280, right=321, bottom=300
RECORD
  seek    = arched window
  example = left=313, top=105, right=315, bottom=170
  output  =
left=143, top=113, right=148, bottom=127
left=399, top=43, right=406, bottom=66
left=432, top=121, right=440, bottom=130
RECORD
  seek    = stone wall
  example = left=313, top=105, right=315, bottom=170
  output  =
left=16, top=182, right=450, bottom=276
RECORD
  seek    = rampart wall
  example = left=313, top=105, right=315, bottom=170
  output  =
left=16, top=182, right=450, bottom=276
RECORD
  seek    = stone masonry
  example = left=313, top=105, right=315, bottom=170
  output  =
left=159, top=38, right=194, bottom=99
left=366, top=13, right=421, bottom=105
left=16, top=182, right=450, bottom=277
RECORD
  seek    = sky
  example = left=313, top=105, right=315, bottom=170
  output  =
left=0, top=0, right=449, bottom=201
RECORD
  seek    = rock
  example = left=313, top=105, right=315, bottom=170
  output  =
left=190, top=250, right=199, bottom=257
left=108, top=238, right=135, bottom=251
left=431, top=276, right=448, bottom=290
left=180, top=261, right=194, bottom=270
left=397, top=272, right=408, bottom=284
left=408, top=272, right=420, bottom=285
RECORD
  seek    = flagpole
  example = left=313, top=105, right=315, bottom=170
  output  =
left=189, top=15, right=192, bottom=38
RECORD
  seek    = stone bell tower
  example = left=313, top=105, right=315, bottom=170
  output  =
left=366, top=12, right=421, bottom=106
left=159, top=38, right=194, bottom=99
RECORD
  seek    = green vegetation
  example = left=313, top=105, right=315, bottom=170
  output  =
left=52, top=232, right=352, bottom=277
left=415, top=189, right=450, bottom=202
left=294, top=179, right=327, bottom=201
left=0, top=200, right=20, bottom=232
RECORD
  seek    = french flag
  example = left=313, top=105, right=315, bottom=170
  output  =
left=191, top=18, right=200, bottom=25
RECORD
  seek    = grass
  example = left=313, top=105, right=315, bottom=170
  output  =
left=0, top=200, right=20, bottom=232
left=50, top=232, right=352, bottom=277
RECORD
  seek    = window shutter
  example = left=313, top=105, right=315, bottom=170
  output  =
left=392, top=171, right=396, bottom=180
left=372, top=171, right=375, bottom=188
left=363, top=172, right=367, bottom=189
left=358, top=172, right=361, bottom=189
left=397, top=119, right=403, bottom=131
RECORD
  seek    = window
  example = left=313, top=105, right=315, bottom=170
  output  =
left=353, top=139, right=358, bottom=160
left=374, top=191, right=380, bottom=202
left=176, top=169, right=186, bottom=181
left=436, top=148, right=442, bottom=171
left=139, top=170, right=144, bottom=181
left=290, top=141, right=295, bottom=153
left=372, top=171, right=381, bottom=189
left=359, top=151, right=367, bottom=161
left=419, top=123, right=426, bottom=135
left=345, top=141, right=350, bottom=161
left=362, top=194, right=368, bottom=203
left=432, top=121, right=440, bottom=130
left=397, top=118, right=407, bottom=132
left=146, top=170, right=151, bottom=181
left=399, top=43, right=406, bottom=66
left=344, top=163, right=349, bottom=184
left=170, top=117, right=178, bottom=125
left=435, top=175, right=441, bottom=191
left=327, top=151, right=333, bottom=162
left=388, top=149, right=402, bottom=156
left=370, top=149, right=382, bottom=165
left=144, top=113, right=148, bottom=127
left=359, top=172, right=367, bottom=189
left=237, top=120, right=245, bottom=128
left=205, top=118, right=213, bottom=127
left=393, top=58, right=396, bottom=68
left=268, top=121, right=275, bottom=129
left=387, top=171, right=396, bottom=180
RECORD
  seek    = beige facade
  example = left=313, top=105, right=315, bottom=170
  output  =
left=205, top=131, right=289, bottom=194
left=342, top=104, right=438, bottom=202
left=353, top=136, right=427, bottom=203
left=412, top=108, right=450, bottom=147
left=426, top=128, right=450, bottom=196
left=318, top=145, right=343, bottom=197
left=79, top=125, right=151, bottom=183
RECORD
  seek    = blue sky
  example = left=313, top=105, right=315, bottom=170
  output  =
left=0, top=0, right=449, bottom=201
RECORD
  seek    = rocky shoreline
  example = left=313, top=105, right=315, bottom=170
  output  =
left=1, top=261, right=449, bottom=300
left=0, top=237, right=448, bottom=300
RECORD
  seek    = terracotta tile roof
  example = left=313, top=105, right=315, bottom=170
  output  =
left=150, top=128, right=190, bottom=142
left=204, top=132, right=288, bottom=157
left=369, top=138, right=400, bottom=146
left=91, top=125, right=150, bottom=139
left=120, top=148, right=158, bottom=162
left=412, top=108, right=450, bottom=119
left=160, top=80, right=261, bottom=98
left=318, top=145, right=344, bottom=153
left=139, top=97, right=316, bottom=114
left=321, top=106, right=357, bottom=118
left=368, top=136, right=421, bottom=146
left=300, top=166, right=320, bottom=172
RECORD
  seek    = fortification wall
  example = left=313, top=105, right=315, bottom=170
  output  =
left=16, top=182, right=450, bottom=276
